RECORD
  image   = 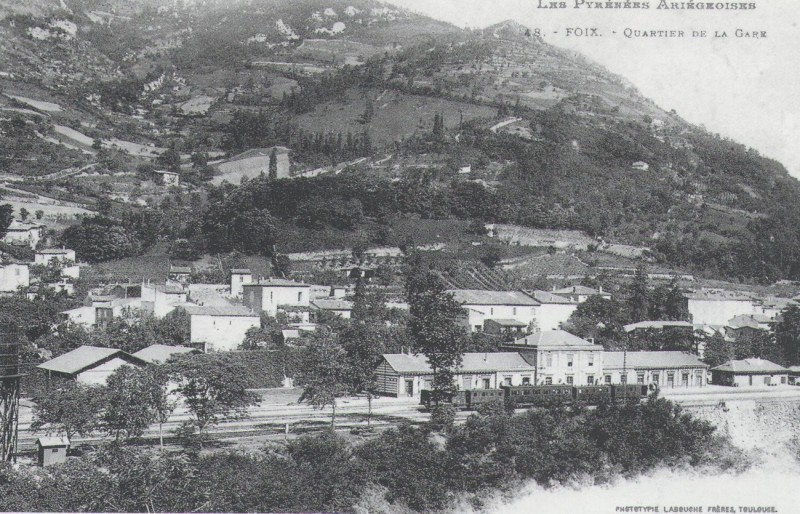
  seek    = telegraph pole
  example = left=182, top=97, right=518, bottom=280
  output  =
left=0, top=323, right=23, bottom=462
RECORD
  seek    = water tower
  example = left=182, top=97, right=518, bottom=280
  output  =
left=0, top=323, right=23, bottom=462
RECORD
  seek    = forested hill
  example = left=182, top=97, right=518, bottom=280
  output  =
left=1, top=0, right=799, bottom=282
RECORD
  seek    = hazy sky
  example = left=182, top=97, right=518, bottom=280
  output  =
left=388, top=0, right=800, bottom=177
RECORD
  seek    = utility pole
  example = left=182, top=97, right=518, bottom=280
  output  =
left=0, top=323, right=23, bottom=462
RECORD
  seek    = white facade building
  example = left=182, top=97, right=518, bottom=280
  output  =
left=450, top=289, right=540, bottom=332
left=504, top=330, right=604, bottom=386
left=242, top=279, right=311, bottom=317
left=184, top=305, right=260, bottom=352
left=685, top=289, right=756, bottom=326
left=0, top=264, right=29, bottom=292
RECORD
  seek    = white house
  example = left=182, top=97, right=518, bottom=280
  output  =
left=0, top=263, right=29, bottom=292
left=37, top=346, right=148, bottom=386
left=449, top=289, right=540, bottom=333
left=230, top=268, right=253, bottom=298
left=3, top=220, right=44, bottom=248
left=504, top=330, right=604, bottom=386
left=141, top=283, right=188, bottom=318
left=526, top=290, right=579, bottom=331
left=242, top=278, right=311, bottom=317
left=153, top=170, right=180, bottom=186
left=34, top=248, right=76, bottom=265
left=184, top=305, right=261, bottom=352
left=376, top=352, right=536, bottom=398
left=684, top=289, right=756, bottom=325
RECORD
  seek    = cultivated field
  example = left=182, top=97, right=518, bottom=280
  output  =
left=295, top=89, right=497, bottom=148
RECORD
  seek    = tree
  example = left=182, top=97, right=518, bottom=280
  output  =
left=158, top=143, right=181, bottom=173
left=61, top=215, right=141, bottom=263
left=562, top=296, right=630, bottom=350
left=627, top=266, right=650, bottom=323
left=405, top=266, right=467, bottom=406
left=272, top=254, right=292, bottom=278
left=35, top=209, right=44, bottom=220
left=268, top=148, right=278, bottom=179
left=340, top=280, right=387, bottom=426
left=31, top=382, right=106, bottom=441
left=100, top=366, right=162, bottom=441
left=169, top=354, right=260, bottom=446
left=299, top=327, right=350, bottom=428
left=18, top=208, right=28, bottom=221
left=0, top=204, right=13, bottom=239
left=701, top=332, right=733, bottom=368
left=774, top=304, right=800, bottom=365
left=361, top=96, right=374, bottom=124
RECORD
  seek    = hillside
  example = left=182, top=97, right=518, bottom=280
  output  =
left=0, top=0, right=798, bottom=283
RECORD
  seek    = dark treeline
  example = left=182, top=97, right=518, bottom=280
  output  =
left=0, top=398, right=744, bottom=513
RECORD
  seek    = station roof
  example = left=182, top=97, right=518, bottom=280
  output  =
left=604, top=351, right=708, bottom=370
left=383, top=352, right=534, bottom=375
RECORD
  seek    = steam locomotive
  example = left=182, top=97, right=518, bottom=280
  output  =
left=420, top=383, right=650, bottom=410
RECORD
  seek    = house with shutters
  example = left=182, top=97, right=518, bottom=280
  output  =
left=503, top=330, right=604, bottom=386
left=242, top=278, right=311, bottom=317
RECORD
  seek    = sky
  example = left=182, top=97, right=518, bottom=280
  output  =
left=388, top=0, right=800, bottom=177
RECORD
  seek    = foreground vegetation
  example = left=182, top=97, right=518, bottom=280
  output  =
left=0, top=396, right=746, bottom=513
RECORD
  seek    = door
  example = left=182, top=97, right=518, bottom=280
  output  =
left=405, top=379, right=414, bottom=397
left=482, top=378, right=491, bottom=389
left=463, top=377, right=473, bottom=390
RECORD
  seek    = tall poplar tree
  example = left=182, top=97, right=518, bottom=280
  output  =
left=405, top=264, right=467, bottom=405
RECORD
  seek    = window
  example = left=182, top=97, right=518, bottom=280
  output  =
left=513, top=307, right=517, bottom=316
left=604, top=375, right=611, bottom=385
left=764, top=376, right=771, bottom=385
left=298, top=292, right=303, bottom=302
left=546, top=353, right=553, bottom=367
left=667, top=373, right=675, bottom=387
left=503, top=376, right=512, bottom=386
left=474, top=325, right=482, bottom=332
left=545, top=377, right=552, bottom=385
left=682, top=373, right=689, bottom=386
left=637, top=373, right=645, bottom=384
left=586, top=375, right=594, bottom=385
left=522, top=377, right=531, bottom=385
left=653, top=372, right=660, bottom=384
left=482, top=378, right=491, bottom=389
left=781, top=377, right=787, bottom=384
left=567, top=354, right=574, bottom=367
left=588, top=353, right=594, bottom=366
left=490, top=308, right=494, bottom=315
left=51, top=448, right=59, bottom=453
left=270, top=292, right=274, bottom=302
left=566, top=376, right=573, bottom=385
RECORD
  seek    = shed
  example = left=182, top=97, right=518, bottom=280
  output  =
left=36, top=437, right=70, bottom=467
left=711, top=358, right=789, bottom=387
left=37, top=346, right=148, bottom=386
